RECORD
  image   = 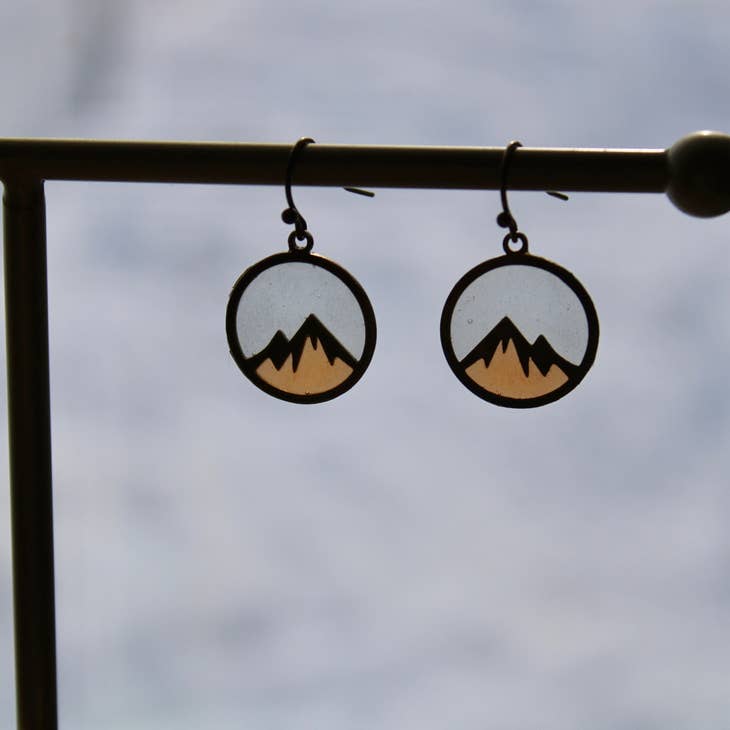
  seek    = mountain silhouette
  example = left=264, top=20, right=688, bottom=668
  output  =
left=246, top=314, right=358, bottom=372
left=460, top=316, right=579, bottom=378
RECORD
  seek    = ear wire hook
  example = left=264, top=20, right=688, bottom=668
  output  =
left=282, top=137, right=375, bottom=253
left=282, top=137, right=315, bottom=252
left=497, top=141, right=529, bottom=254
left=496, top=140, right=569, bottom=255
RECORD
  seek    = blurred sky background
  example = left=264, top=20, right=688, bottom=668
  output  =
left=2, top=1, right=730, bottom=729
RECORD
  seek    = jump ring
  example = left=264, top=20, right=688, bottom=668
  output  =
left=502, top=231, right=529, bottom=255
left=288, top=230, right=314, bottom=253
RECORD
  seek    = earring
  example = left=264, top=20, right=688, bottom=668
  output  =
left=440, top=141, right=599, bottom=408
left=226, top=137, right=376, bottom=403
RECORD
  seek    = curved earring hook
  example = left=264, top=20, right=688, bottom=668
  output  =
left=495, top=140, right=569, bottom=255
left=496, top=140, right=522, bottom=238
left=281, top=137, right=374, bottom=253
left=282, top=137, right=315, bottom=247
left=496, top=140, right=529, bottom=254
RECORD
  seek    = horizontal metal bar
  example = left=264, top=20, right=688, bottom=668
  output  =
left=0, top=138, right=668, bottom=192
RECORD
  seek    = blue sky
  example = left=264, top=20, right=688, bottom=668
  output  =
left=2, top=2, right=730, bottom=729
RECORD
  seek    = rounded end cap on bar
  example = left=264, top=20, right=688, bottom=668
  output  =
left=667, top=130, right=730, bottom=217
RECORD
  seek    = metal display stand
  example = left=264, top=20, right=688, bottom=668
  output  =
left=3, top=131, right=730, bottom=730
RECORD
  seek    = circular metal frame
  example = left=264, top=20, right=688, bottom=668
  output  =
left=440, top=253, right=599, bottom=408
left=227, top=250, right=376, bottom=404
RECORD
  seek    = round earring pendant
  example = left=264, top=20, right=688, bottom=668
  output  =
left=441, top=254, right=598, bottom=408
left=227, top=251, right=376, bottom=403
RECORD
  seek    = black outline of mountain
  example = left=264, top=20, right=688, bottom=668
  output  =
left=245, top=313, right=358, bottom=373
left=460, top=316, right=579, bottom=378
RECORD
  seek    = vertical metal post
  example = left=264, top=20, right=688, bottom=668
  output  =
left=3, top=179, right=58, bottom=730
